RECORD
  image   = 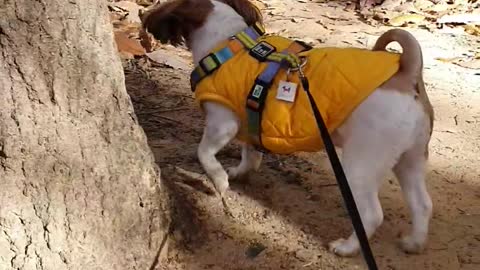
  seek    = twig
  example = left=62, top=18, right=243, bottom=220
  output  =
left=149, top=225, right=172, bottom=270
left=174, top=166, right=209, bottom=182
left=174, top=167, right=234, bottom=217
left=156, top=115, right=181, bottom=123
left=436, top=129, right=456, bottom=134
left=221, top=196, right=235, bottom=218
left=303, top=262, right=314, bottom=267
left=138, top=107, right=189, bottom=115
left=318, top=183, right=338, bottom=188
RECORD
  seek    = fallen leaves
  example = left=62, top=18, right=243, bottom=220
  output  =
left=108, top=0, right=191, bottom=71
left=146, top=50, right=190, bottom=70
left=453, top=57, right=480, bottom=70
left=388, top=13, right=426, bottom=26
left=355, top=0, right=480, bottom=37
left=114, top=31, right=145, bottom=59
left=109, top=1, right=147, bottom=58
left=437, top=13, right=480, bottom=25
left=435, top=52, right=480, bottom=70
left=139, top=28, right=154, bottom=53
left=463, top=24, right=480, bottom=36
left=112, top=1, right=143, bottom=24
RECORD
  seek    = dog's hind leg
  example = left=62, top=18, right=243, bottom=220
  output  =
left=328, top=134, right=396, bottom=257
left=227, top=143, right=263, bottom=181
left=198, top=102, right=239, bottom=195
left=328, top=89, right=419, bottom=257
left=393, top=134, right=432, bottom=254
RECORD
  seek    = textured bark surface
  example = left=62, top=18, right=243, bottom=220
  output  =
left=0, top=0, right=170, bottom=269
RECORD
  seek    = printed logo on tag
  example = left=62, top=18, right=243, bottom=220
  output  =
left=251, top=42, right=275, bottom=58
left=276, top=81, right=297, bottom=102
left=252, top=84, right=264, bottom=98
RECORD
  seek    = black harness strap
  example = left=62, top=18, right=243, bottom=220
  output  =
left=299, top=76, right=378, bottom=270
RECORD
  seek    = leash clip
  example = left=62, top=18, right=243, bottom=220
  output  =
left=287, top=56, right=307, bottom=77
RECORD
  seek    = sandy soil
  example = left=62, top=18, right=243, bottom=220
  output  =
left=124, top=1, right=480, bottom=269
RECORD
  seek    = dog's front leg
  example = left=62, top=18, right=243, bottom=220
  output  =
left=227, top=143, right=263, bottom=181
left=198, top=102, right=239, bottom=195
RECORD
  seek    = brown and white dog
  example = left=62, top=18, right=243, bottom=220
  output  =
left=141, top=0, right=434, bottom=257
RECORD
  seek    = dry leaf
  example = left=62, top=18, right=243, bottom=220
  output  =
left=388, top=14, right=426, bottom=26
left=434, top=56, right=463, bottom=63
left=114, top=31, right=146, bottom=58
left=113, top=20, right=142, bottom=37
left=413, top=0, right=434, bottom=11
left=109, top=12, right=123, bottom=23
left=453, top=59, right=480, bottom=69
left=345, top=2, right=356, bottom=11
left=436, top=53, right=480, bottom=70
left=463, top=24, right=480, bottom=36
left=453, top=55, right=480, bottom=70
left=113, top=1, right=143, bottom=24
left=137, top=0, right=154, bottom=7
left=146, top=50, right=190, bottom=70
left=425, top=3, right=450, bottom=13
left=437, top=13, right=480, bottom=24
left=139, top=28, right=155, bottom=53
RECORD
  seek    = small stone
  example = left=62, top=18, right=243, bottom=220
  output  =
left=294, top=249, right=313, bottom=262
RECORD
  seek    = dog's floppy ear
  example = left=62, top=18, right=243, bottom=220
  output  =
left=141, top=0, right=214, bottom=46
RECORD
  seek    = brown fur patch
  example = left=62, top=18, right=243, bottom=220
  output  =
left=141, top=0, right=214, bottom=46
left=218, top=0, right=263, bottom=26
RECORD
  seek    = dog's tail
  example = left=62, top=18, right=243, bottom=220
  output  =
left=373, top=28, right=423, bottom=80
left=374, top=29, right=434, bottom=148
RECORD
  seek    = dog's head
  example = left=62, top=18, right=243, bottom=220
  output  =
left=141, top=0, right=263, bottom=47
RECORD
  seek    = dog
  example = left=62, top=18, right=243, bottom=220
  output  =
left=141, top=0, right=434, bottom=257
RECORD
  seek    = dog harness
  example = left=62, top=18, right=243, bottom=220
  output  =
left=190, top=23, right=401, bottom=154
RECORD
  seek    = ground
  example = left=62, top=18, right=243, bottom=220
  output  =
left=122, top=0, right=480, bottom=269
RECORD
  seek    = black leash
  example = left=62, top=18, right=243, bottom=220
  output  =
left=299, top=76, right=378, bottom=270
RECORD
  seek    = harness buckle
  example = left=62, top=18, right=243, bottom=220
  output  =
left=246, top=79, right=271, bottom=111
left=294, top=39, right=313, bottom=51
left=249, top=41, right=276, bottom=62
left=252, top=22, right=266, bottom=36
left=199, top=53, right=221, bottom=75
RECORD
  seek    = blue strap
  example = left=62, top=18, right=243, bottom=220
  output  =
left=258, top=61, right=282, bottom=82
left=245, top=48, right=292, bottom=148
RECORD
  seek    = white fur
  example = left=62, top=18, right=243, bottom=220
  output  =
left=189, top=1, right=432, bottom=257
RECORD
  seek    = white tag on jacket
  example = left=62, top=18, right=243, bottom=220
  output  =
left=276, top=81, right=297, bottom=102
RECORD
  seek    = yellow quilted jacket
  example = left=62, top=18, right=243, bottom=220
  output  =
left=194, top=36, right=400, bottom=154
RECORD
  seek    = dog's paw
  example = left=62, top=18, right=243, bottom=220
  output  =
left=328, top=238, right=359, bottom=257
left=397, top=235, right=426, bottom=254
left=227, top=166, right=240, bottom=179
left=227, top=167, right=249, bottom=182
left=211, top=177, right=229, bottom=196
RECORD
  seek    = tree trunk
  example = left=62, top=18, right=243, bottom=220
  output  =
left=0, top=0, right=170, bottom=269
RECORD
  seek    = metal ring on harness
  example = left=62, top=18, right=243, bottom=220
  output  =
left=286, top=56, right=308, bottom=79
left=287, top=56, right=308, bottom=72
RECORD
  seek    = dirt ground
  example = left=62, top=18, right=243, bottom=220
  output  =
left=123, top=1, right=480, bottom=269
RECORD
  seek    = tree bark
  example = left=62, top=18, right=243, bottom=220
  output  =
left=0, top=0, right=170, bottom=269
